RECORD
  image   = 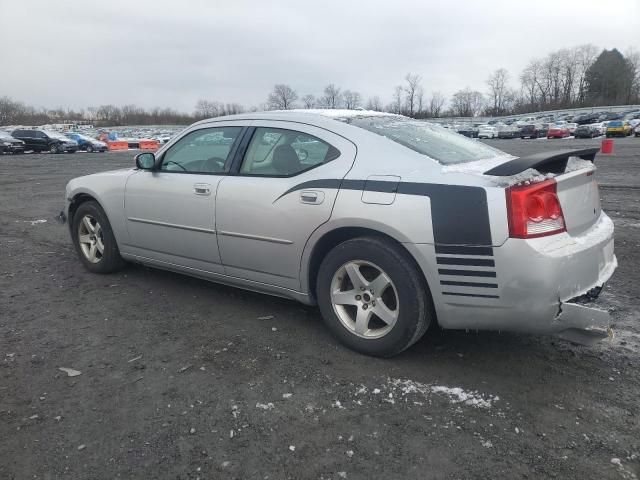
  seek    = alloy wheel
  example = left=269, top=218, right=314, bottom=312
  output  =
left=77, top=214, right=104, bottom=263
left=330, top=260, right=399, bottom=339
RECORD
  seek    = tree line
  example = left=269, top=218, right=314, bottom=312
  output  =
left=1, top=45, right=638, bottom=126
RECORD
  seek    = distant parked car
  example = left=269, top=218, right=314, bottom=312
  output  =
left=478, top=125, right=498, bottom=139
left=0, top=130, right=25, bottom=154
left=11, top=129, right=78, bottom=153
left=497, top=126, right=521, bottom=139
left=547, top=125, right=570, bottom=139
left=575, top=113, right=600, bottom=125
left=65, top=133, right=108, bottom=152
left=573, top=125, right=600, bottom=138
left=606, top=120, right=632, bottom=137
left=634, top=125, right=640, bottom=137
left=456, top=125, right=479, bottom=138
left=565, top=123, right=578, bottom=135
left=519, top=124, right=545, bottom=139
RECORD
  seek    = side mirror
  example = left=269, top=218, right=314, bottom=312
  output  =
left=135, top=152, right=156, bottom=170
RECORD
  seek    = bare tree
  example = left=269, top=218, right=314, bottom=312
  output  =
left=267, top=84, right=298, bottom=110
left=301, top=94, right=315, bottom=109
left=366, top=96, right=383, bottom=111
left=342, top=90, right=362, bottom=109
left=450, top=88, right=484, bottom=117
left=321, top=84, right=342, bottom=109
left=416, top=86, right=425, bottom=116
left=391, top=86, right=403, bottom=113
left=403, top=73, right=422, bottom=116
left=575, top=44, right=599, bottom=104
left=427, top=91, right=446, bottom=117
left=486, top=68, right=510, bottom=115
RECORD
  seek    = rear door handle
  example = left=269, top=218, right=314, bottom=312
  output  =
left=194, top=183, right=211, bottom=196
left=300, top=190, right=324, bottom=204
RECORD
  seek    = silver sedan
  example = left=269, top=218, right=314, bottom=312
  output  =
left=61, top=110, right=616, bottom=356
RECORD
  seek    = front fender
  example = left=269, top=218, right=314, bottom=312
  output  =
left=65, top=169, right=135, bottom=247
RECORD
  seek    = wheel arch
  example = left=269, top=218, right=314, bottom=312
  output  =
left=303, top=225, right=434, bottom=311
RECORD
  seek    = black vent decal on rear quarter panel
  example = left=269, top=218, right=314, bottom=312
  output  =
left=276, top=179, right=492, bottom=245
left=277, top=178, right=499, bottom=299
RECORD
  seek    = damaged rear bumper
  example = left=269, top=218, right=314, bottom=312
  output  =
left=554, top=301, right=613, bottom=345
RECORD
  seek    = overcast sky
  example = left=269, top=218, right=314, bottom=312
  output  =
left=1, top=0, right=638, bottom=112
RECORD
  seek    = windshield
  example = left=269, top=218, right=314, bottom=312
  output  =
left=0, top=131, right=12, bottom=139
left=343, top=116, right=506, bottom=165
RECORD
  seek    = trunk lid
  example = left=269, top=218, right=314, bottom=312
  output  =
left=483, top=148, right=601, bottom=237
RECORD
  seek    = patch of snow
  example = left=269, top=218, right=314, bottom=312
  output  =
left=288, top=108, right=397, bottom=119
left=387, top=378, right=498, bottom=409
left=565, top=156, right=595, bottom=173
left=441, top=154, right=517, bottom=176
left=256, top=402, right=275, bottom=410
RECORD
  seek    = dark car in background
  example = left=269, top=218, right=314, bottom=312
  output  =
left=575, top=113, right=600, bottom=125
left=519, top=124, right=545, bottom=139
left=0, top=130, right=25, bottom=154
left=11, top=129, right=79, bottom=153
left=497, top=126, right=521, bottom=139
left=574, top=124, right=600, bottom=139
left=456, top=125, right=479, bottom=138
left=65, top=133, right=108, bottom=152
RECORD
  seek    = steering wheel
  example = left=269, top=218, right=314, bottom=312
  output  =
left=203, top=156, right=226, bottom=172
left=296, top=148, right=309, bottom=162
left=163, top=160, right=187, bottom=171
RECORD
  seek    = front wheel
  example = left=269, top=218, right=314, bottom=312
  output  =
left=72, top=201, right=125, bottom=274
left=49, top=144, right=60, bottom=154
left=86, top=145, right=94, bottom=153
left=317, top=236, right=433, bottom=357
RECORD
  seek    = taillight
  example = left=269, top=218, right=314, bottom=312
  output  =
left=506, top=179, right=566, bottom=238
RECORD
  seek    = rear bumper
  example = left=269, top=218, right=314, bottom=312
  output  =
left=408, top=212, right=616, bottom=341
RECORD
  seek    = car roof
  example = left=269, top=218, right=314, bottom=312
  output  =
left=192, top=109, right=398, bottom=129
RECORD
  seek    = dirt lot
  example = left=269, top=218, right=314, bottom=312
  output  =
left=1, top=137, right=639, bottom=480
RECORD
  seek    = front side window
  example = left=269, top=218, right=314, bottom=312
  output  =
left=240, top=127, right=339, bottom=176
left=161, top=126, right=242, bottom=173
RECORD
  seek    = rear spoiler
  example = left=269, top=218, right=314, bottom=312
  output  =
left=484, top=148, right=599, bottom=176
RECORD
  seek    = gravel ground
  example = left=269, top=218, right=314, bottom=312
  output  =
left=1, top=137, right=639, bottom=480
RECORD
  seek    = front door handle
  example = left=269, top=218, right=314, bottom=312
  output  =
left=300, top=190, right=324, bottom=204
left=194, top=183, right=211, bottom=196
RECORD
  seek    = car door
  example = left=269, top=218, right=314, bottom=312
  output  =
left=215, top=122, right=357, bottom=291
left=122, top=123, right=246, bottom=274
left=15, top=130, right=34, bottom=150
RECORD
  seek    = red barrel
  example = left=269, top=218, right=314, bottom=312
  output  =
left=601, top=138, right=614, bottom=154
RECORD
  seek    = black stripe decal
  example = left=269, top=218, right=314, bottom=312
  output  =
left=434, top=245, right=494, bottom=256
left=437, top=257, right=495, bottom=267
left=442, top=292, right=500, bottom=299
left=275, top=178, right=492, bottom=246
left=440, top=280, right=498, bottom=288
left=438, top=269, right=497, bottom=278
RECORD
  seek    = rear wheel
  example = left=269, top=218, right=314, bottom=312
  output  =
left=72, top=201, right=125, bottom=274
left=317, top=236, right=433, bottom=357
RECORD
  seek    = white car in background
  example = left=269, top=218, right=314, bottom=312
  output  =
left=566, top=123, right=578, bottom=135
left=478, top=125, right=498, bottom=139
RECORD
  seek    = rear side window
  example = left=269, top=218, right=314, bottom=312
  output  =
left=240, top=127, right=340, bottom=176
left=343, top=116, right=506, bottom=165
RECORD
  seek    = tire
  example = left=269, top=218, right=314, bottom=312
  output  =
left=316, top=236, right=433, bottom=357
left=71, top=201, right=125, bottom=274
left=49, top=144, right=60, bottom=154
left=86, top=145, right=94, bottom=153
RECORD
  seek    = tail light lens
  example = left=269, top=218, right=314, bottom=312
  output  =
left=506, top=179, right=566, bottom=238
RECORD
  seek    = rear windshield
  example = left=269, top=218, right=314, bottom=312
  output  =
left=342, top=116, right=506, bottom=165
left=608, top=121, right=622, bottom=127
